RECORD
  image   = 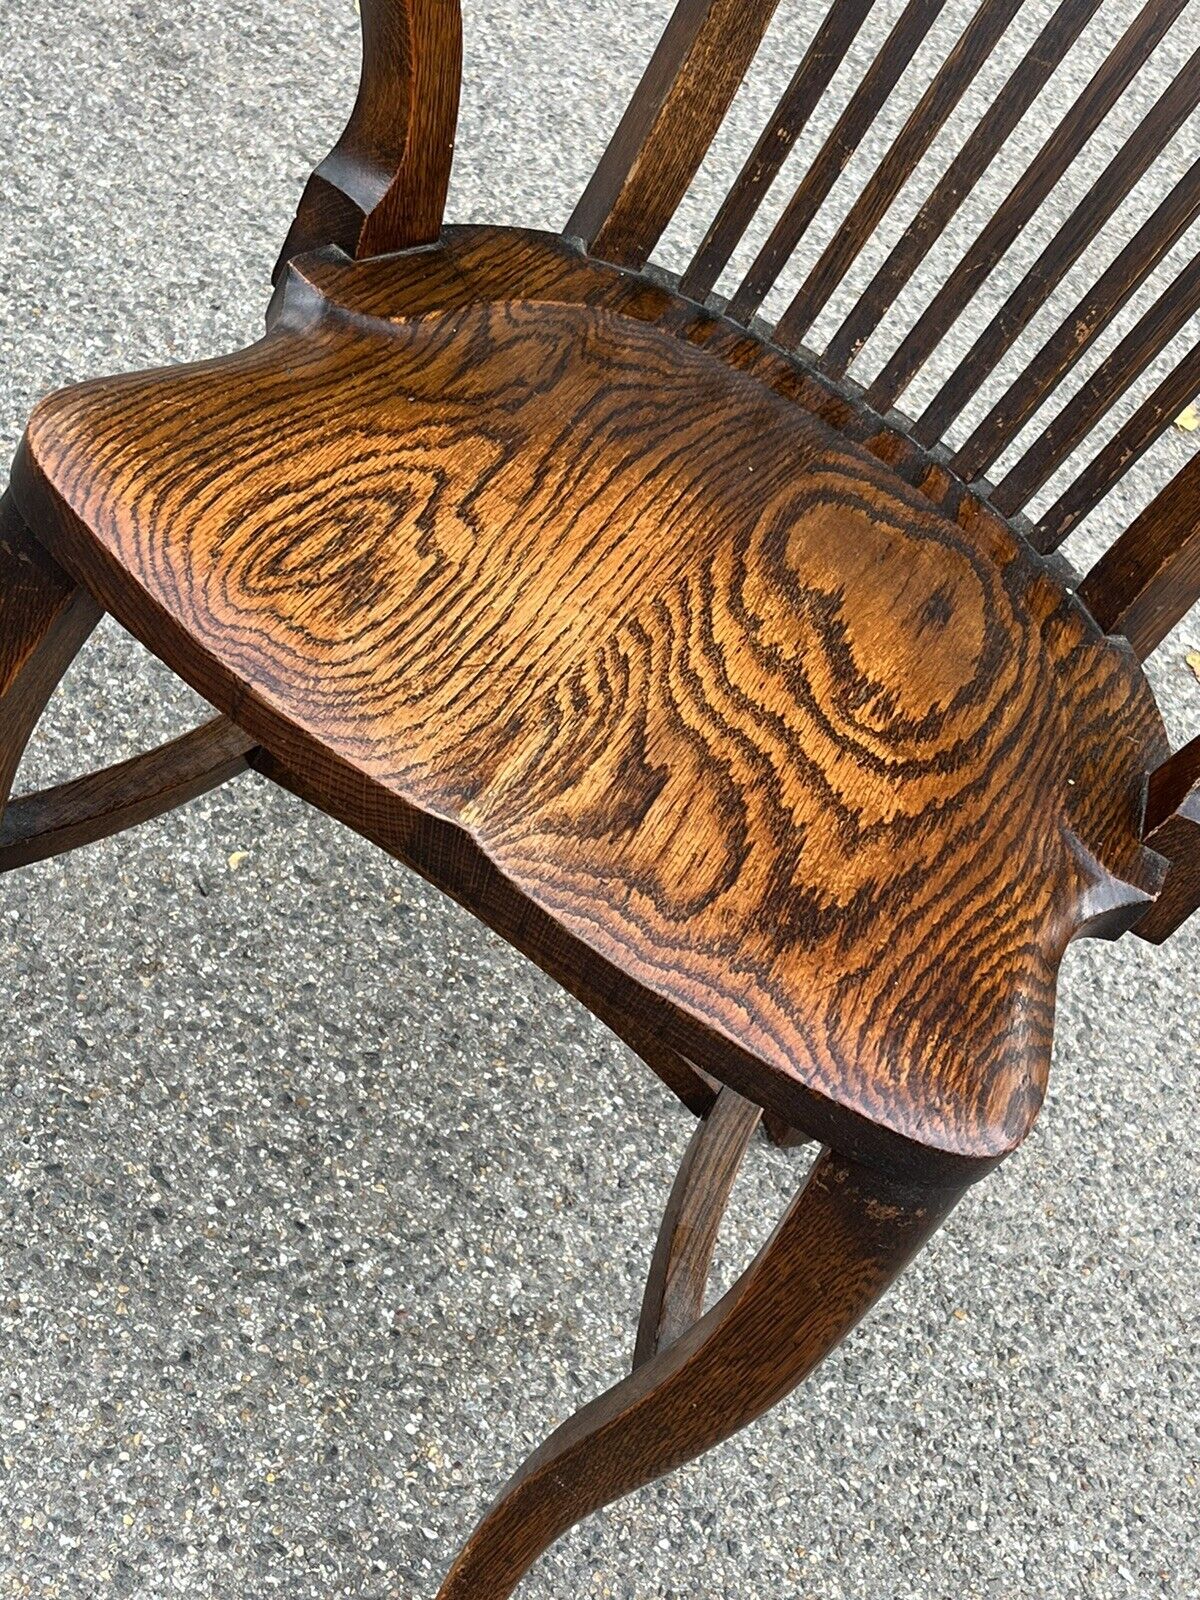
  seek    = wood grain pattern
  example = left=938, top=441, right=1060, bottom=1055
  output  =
left=276, top=0, right=461, bottom=273
left=572, top=0, right=1200, bottom=642
left=0, top=716, right=255, bottom=873
left=1132, top=736, right=1200, bottom=943
left=11, top=229, right=1169, bottom=1181
left=566, top=0, right=782, bottom=270
left=438, top=1149, right=962, bottom=1600
left=634, top=1087, right=763, bottom=1369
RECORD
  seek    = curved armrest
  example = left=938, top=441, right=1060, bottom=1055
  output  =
left=275, top=0, right=462, bottom=276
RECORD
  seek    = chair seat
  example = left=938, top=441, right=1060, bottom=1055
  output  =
left=13, top=227, right=1167, bottom=1177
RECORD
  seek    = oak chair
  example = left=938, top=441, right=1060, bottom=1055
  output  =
left=3, top=0, right=1199, bottom=1592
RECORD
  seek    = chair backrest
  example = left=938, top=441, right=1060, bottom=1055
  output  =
left=285, top=0, right=1200, bottom=938
left=568, top=0, right=1200, bottom=659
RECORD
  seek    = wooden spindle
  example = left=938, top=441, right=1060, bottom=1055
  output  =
left=727, top=0, right=949, bottom=326
left=822, top=0, right=1104, bottom=378
left=567, top=0, right=783, bottom=270
left=865, top=0, right=1186, bottom=415
left=953, top=154, right=1200, bottom=482
left=679, top=0, right=878, bottom=304
left=914, top=44, right=1200, bottom=448
left=1035, top=334, right=1200, bottom=549
left=1077, top=453, right=1200, bottom=659
left=773, top=0, right=1024, bottom=350
left=996, top=257, right=1200, bottom=519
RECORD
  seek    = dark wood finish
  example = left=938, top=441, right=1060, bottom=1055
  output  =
left=1077, top=454, right=1200, bottom=662
left=678, top=0, right=878, bottom=304
left=727, top=0, right=947, bottom=326
left=763, top=1111, right=810, bottom=1148
left=865, top=0, right=1186, bottom=415
left=634, top=1087, right=763, bottom=1369
left=13, top=228, right=1169, bottom=1183
left=772, top=0, right=1024, bottom=350
left=995, top=258, right=1200, bottom=522
left=1132, top=737, right=1200, bottom=944
left=0, top=491, right=101, bottom=814
left=439, top=1150, right=961, bottom=1600
left=8, top=3, right=1200, bottom=1589
left=605, top=1015, right=719, bottom=1118
left=953, top=153, right=1200, bottom=483
left=0, top=716, right=255, bottom=873
left=566, top=0, right=783, bottom=270
left=276, top=0, right=462, bottom=274
left=913, top=44, right=1200, bottom=449
left=821, top=0, right=1105, bottom=378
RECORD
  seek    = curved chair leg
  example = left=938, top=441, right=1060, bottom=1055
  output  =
left=634, top=1086, right=761, bottom=1368
left=0, top=489, right=101, bottom=813
left=439, top=1145, right=964, bottom=1600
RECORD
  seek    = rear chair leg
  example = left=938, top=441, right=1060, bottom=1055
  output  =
left=0, top=489, right=101, bottom=815
left=634, top=1086, right=762, bottom=1367
left=439, top=1137, right=963, bottom=1600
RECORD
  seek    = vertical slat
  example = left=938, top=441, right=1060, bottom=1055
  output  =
left=772, top=0, right=1025, bottom=351
left=1035, top=333, right=1200, bottom=549
left=822, top=0, right=1104, bottom=378
left=679, top=0, right=879, bottom=303
left=566, top=0, right=783, bottom=270
left=1076, top=452, right=1200, bottom=658
left=995, top=255, right=1200, bottom=517
left=726, top=0, right=950, bottom=326
left=953, top=154, right=1200, bottom=480
left=865, top=0, right=1187, bottom=415
left=914, top=44, right=1200, bottom=449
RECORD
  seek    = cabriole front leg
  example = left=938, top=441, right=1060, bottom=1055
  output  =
left=438, top=1144, right=964, bottom=1600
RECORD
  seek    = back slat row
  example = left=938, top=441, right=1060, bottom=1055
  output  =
left=864, top=0, right=1188, bottom=417
left=821, top=0, right=1106, bottom=376
left=770, top=0, right=1026, bottom=348
left=573, top=0, right=1200, bottom=664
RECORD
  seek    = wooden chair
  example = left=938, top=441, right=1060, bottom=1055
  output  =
left=3, top=0, right=1198, bottom=1592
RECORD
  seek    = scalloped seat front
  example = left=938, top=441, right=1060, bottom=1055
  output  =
left=14, top=228, right=1167, bottom=1174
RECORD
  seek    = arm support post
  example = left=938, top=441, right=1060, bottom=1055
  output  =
left=276, top=0, right=463, bottom=275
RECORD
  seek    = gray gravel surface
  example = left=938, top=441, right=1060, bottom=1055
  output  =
left=0, top=1, right=1197, bottom=1596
